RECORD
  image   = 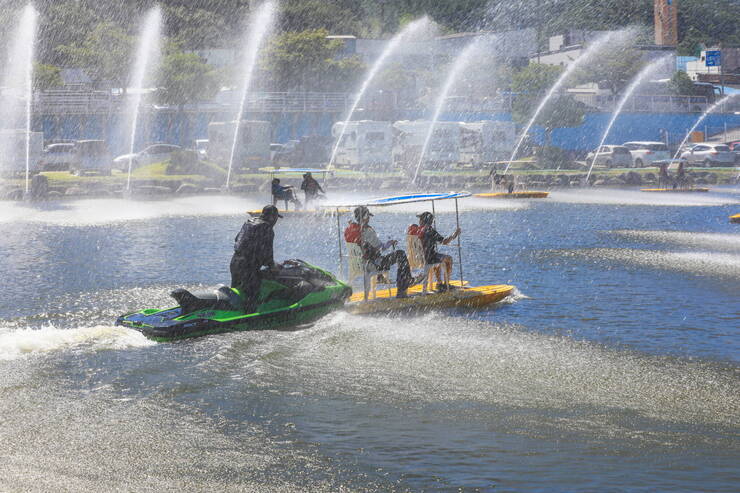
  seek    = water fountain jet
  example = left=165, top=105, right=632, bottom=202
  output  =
left=225, top=1, right=277, bottom=189
left=411, top=39, right=483, bottom=185
left=585, top=55, right=672, bottom=182
left=0, top=4, right=38, bottom=196
left=671, top=94, right=739, bottom=162
left=503, top=28, right=634, bottom=175
left=327, top=17, right=431, bottom=171
left=125, top=6, right=162, bottom=193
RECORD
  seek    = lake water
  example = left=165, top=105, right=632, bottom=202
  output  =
left=1, top=188, right=738, bottom=491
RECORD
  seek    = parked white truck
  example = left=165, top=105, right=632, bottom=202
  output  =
left=392, top=120, right=460, bottom=171
left=0, top=129, right=43, bottom=176
left=459, top=120, right=516, bottom=165
left=207, top=120, right=271, bottom=170
left=330, top=120, right=393, bottom=169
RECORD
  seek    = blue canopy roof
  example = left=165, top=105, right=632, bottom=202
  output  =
left=328, top=192, right=471, bottom=208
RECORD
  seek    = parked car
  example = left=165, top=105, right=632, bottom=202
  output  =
left=679, top=143, right=735, bottom=167
left=40, top=142, right=76, bottom=171
left=70, top=140, right=112, bottom=176
left=113, top=143, right=181, bottom=170
left=585, top=145, right=632, bottom=167
left=623, top=141, right=670, bottom=167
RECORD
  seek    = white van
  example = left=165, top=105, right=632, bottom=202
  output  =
left=459, top=120, right=516, bottom=165
left=331, top=120, right=392, bottom=169
left=393, top=120, right=460, bottom=170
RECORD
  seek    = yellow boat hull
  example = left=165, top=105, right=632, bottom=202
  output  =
left=730, top=214, right=740, bottom=224
left=475, top=191, right=549, bottom=199
left=640, top=188, right=710, bottom=193
left=346, top=281, right=515, bottom=315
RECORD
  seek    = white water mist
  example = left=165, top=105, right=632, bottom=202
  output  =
left=411, top=39, right=482, bottom=185
left=328, top=17, right=430, bottom=170
left=225, top=1, right=277, bottom=189
left=125, top=6, right=162, bottom=192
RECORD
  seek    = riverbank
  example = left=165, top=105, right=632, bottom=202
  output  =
left=1, top=163, right=738, bottom=200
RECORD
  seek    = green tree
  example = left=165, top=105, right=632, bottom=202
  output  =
left=157, top=51, right=222, bottom=143
left=511, top=63, right=586, bottom=147
left=575, top=48, right=644, bottom=96
left=34, top=63, right=63, bottom=90
left=262, top=29, right=365, bottom=91
left=56, top=22, right=134, bottom=92
left=669, top=70, right=697, bottom=96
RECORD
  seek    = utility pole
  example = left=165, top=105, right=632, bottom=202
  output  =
left=719, top=42, right=725, bottom=96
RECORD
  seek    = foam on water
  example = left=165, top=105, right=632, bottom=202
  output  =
left=612, top=229, right=740, bottom=252
left=0, top=325, right=154, bottom=361
left=0, top=195, right=263, bottom=225
left=560, top=247, right=740, bottom=280
left=205, top=312, right=738, bottom=433
left=549, top=188, right=739, bottom=207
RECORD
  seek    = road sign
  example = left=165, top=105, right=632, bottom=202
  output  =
left=706, top=50, right=721, bottom=67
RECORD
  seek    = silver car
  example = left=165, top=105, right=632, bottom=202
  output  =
left=586, top=145, right=633, bottom=167
left=679, top=143, right=735, bottom=167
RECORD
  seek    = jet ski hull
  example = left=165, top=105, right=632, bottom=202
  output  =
left=116, top=261, right=351, bottom=342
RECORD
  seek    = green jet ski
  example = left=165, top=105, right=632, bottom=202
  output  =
left=116, top=260, right=351, bottom=342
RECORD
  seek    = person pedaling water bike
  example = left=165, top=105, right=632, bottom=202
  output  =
left=230, top=204, right=282, bottom=312
left=271, top=178, right=302, bottom=210
left=344, top=205, right=418, bottom=298
left=408, top=211, right=461, bottom=292
left=300, top=172, right=325, bottom=208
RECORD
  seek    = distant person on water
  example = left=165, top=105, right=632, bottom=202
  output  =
left=507, top=175, right=516, bottom=194
left=675, top=161, right=686, bottom=189
left=271, top=178, right=301, bottom=210
left=413, top=211, right=461, bottom=291
left=489, top=167, right=502, bottom=191
left=230, top=205, right=282, bottom=312
left=348, top=206, right=415, bottom=298
left=300, top=172, right=324, bottom=208
left=658, top=162, right=670, bottom=189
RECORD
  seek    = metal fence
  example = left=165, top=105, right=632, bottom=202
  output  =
left=30, top=90, right=740, bottom=116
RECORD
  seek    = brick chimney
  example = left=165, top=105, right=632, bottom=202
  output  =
left=654, top=0, right=678, bottom=46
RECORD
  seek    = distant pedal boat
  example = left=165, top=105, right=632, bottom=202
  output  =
left=475, top=191, right=549, bottom=199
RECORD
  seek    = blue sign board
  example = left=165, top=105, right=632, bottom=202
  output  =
left=706, top=50, right=721, bottom=67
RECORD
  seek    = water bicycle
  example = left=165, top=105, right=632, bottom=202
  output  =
left=246, top=168, right=347, bottom=216
left=116, top=260, right=351, bottom=342
left=475, top=191, right=549, bottom=199
left=640, top=188, right=710, bottom=193
left=326, top=192, right=515, bottom=315
left=730, top=214, right=740, bottom=224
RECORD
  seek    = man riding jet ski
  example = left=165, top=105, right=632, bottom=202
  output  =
left=116, top=205, right=350, bottom=341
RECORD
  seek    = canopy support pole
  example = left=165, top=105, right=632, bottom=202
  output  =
left=455, top=198, right=463, bottom=287
left=336, top=207, right=343, bottom=280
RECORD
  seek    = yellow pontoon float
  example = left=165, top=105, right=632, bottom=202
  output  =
left=475, top=191, right=549, bottom=199
left=247, top=168, right=345, bottom=216
left=326, top=192, right=515, bottom=315
left=640, top=187, right=710, bottom=193
left=730, top=213, right=740, bottom=224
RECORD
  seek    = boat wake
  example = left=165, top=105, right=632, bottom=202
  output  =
left=0, top=325, right=154, bottom=361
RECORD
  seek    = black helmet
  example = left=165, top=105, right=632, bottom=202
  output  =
left=354, top=206, right=373, bottom=221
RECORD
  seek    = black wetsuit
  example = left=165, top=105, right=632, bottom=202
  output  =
left=230, top=217, right=275, bottom=312
left=421, top=226, right=448, bottom=265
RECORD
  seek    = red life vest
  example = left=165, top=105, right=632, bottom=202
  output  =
left=407, top=224, right=426, bottom=238
left=344, top=222, right=362, bottom=244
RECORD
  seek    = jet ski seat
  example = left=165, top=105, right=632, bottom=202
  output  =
left=170, top=285, right=243, bottom=314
